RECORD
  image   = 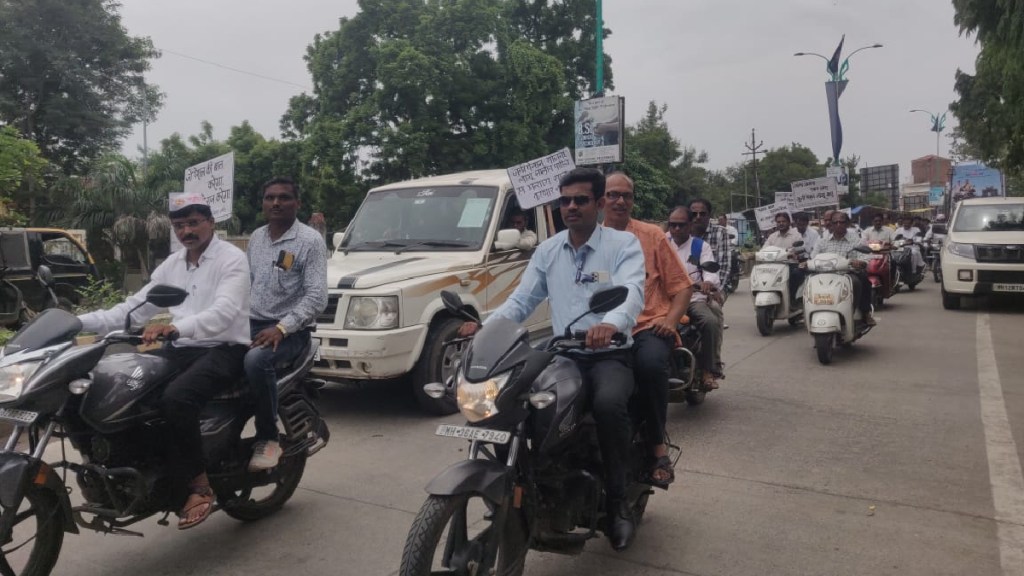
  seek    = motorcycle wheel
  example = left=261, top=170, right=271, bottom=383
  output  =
left=400, top=494, right=527, bottom=576
left=755, top=306, right=774, bottom=337
left=0, top=487, right=65, bottom=576
left=933, top=266, right=942, bottom=283
left=814, top=333, right=834, bottom=365
left=220, top=453, right=307, bottom=522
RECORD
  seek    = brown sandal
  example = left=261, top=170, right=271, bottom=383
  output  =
left=178, top=484, right=215, bottom=530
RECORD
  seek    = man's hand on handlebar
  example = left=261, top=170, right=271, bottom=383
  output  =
left=458, top=321, right=479, bottom=338
left=585, top=323, right=620, bottom=349
left=142, top=323, right=179, bottom=345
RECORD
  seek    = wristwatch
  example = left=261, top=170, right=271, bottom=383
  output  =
left=275, top=323, right=288, bottom=336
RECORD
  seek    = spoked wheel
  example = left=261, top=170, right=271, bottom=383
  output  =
left=0, top=488, right=65, bottom=576
left=220, top=453, right=307, bottom=521
left=755, top=306, right=774, bottom=336
left=400, top=494, right=527, bottom=576
left=814, top=333, right=834, bottom=365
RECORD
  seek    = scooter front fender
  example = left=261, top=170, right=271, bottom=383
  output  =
left=425, top=458, right=510, bottom=505
left=754, top=292, right=782, bottom=307
left=807, top=311, right=842, bottom=334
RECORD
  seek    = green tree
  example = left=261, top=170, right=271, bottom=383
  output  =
left=0, top=126, right=47, bottom=224
left=951, top=0, right=1024, bottom=175
left=0, top=0, right=162, bottom=173
left=752, top=143, right=824, bottom=204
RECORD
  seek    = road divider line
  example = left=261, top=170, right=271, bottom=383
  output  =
left=976, top=313, right=1024, bottom=576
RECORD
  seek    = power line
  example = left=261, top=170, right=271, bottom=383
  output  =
left=159, top=48, right=312, bottom=91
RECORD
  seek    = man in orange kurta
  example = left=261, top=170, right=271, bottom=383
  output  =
left=604, top=172, right=693, bottom=489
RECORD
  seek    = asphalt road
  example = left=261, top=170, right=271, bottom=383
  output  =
left=31, top=279, right=1024, bottom=576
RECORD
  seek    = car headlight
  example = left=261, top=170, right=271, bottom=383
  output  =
left=947, top=242, right=975, bottom=260
left=344, top=296, right=399, bottom=329
left=457, top=372, right=511, bottom=423
left=0, top=361, right=43, bottom=404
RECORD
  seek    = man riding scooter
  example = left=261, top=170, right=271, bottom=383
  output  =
left=763, top=212, right=805, bottom=302
left=809, top=212, right=876, bottom=326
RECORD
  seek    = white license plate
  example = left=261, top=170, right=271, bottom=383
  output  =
left=993, top=283, right=1024, bottom=293
left=0, top=407, right=38, bottom=425
left=435, top=424, right=511, bottom=444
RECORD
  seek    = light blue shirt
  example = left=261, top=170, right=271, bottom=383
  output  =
left=487, top=225, right=645, bottom=342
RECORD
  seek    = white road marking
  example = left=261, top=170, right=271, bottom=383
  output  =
left=977, top=313, right=1024, bottom=576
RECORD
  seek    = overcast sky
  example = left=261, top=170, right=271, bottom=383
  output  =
left=119, top=0, right=979, bottom=183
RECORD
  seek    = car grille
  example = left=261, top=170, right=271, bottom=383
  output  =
left=317, top=295, right=340, bottom=325
left=975, top=244, right=1024, bottom=263
left=978, top=270, right=1024, bottom=284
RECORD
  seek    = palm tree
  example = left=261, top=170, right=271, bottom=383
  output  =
left=50, top=154, right=170, bottom=279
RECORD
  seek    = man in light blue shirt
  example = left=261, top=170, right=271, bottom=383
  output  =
left=459, top=167, right=645, bottom=551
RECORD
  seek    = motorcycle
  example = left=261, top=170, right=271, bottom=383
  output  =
left=749, top=244, right=808, bottom=336
left=803, top=246, right=875, bottom=365
left=891, top=235, right=925, bottom=292
left=668, top=261, right=721, bottom=405
left=724, top=243, right=741, bottom=295
left=927, top=237, right=944, bottom=283
left=864, top=243, right=895, bottom=308
left=0, top=285, right=330, bottom=576
left=400, top=287, right=658, bottom=575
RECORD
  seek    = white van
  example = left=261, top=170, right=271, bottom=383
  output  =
left=313, top=170, right=554, bottom=414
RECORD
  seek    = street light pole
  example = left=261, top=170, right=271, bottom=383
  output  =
left=595, top=0, right=604, bottom=94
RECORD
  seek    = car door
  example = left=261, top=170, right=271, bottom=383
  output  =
left=484, top=189, right=550, bottom=334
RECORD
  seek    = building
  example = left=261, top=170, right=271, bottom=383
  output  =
left=859, top=164, right=900, bottom=210
left=900, top=182, right=931, bottom=212
left=911, top=155, right=952, bottom=186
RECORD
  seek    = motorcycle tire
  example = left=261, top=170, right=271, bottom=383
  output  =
left=0, top=487, right=65, bottom=576
left=400, top=494, right=527, bottom=576
left=220, top=453, right=307, bottom=522
left=814, top=333, right=834, bottom=365
left=933, top=267, right=942, bottom=283
left=755, top=306, right=774, bottom=337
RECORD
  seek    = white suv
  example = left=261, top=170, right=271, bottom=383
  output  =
left=940, top=197, right=1024, bottom=309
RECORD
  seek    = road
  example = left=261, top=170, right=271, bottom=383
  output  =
left=35, top=279, right=1024, bottom=576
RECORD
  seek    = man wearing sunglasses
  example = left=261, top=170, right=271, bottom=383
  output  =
left=458, top=167, right=645, bottom=550
left=604, top=172, right=692, bottom=491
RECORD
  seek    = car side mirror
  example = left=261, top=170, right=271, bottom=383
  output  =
left=493, top=229, right=521, bottom=251
left=332, top=232, right=345, bottom=250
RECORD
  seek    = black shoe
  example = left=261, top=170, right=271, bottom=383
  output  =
left=606, top=498, right=636, bottom=551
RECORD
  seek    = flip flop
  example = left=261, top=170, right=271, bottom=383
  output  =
left=640, top=455, right=676, bottom=490
left=178, top=484, right=215, bottom=530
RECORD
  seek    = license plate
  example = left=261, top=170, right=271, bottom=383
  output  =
left=993, top=283, right=1024, bottom=293
left=313, top=340, right=321, bottom=361
left=0, top=407, right=38, bottom=425
left=812, top=294, right=835, bottom=305
left=435, top=424, right=511, bottom=444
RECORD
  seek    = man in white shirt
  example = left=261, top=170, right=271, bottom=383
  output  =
left=862, top=213, right=895, bottom=244
left=79, top=194, right=250, bottom=530
left=764, top=212, right=807, bottom=299
left=507, top=210, right=538, bottom=250
left=894, top=215, right=925, bottom=272
left=794, top=212, right=820, bottom=248
left=667, top=206, right=724, bottom=389
left=718, top=215, right=739, bottom=247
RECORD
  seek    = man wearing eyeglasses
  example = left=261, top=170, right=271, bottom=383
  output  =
left=458, top=167, right=645, bottom=551
left=810, top=212, right=876, bottom=326
left=604, top=172, right=692, bottom=492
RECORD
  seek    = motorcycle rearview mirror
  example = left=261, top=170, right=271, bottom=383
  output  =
left=853, top=244, right=873, bottom=254
left=792, top=240, right=805, bottom=248
left=932, top=224, right=947, bottom=235
left=562, top=286, right=628, bottom=337
left=121, top=284, right=188, bottom=333
left=687, top=254, right=700, bottom=267
left=36, top=265, right=55, bottom=288
left=894, top=234, right=905, bottom=241
left=700, top=261, right=721, bottom=273
left=440, top=290, right=479, bottom=322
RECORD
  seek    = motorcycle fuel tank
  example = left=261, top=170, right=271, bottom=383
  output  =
left=529, top=356, right=587, bottom=454
left=80, top=353, right=177, bottom=433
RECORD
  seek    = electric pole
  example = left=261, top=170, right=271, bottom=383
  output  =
left=742, top=129, right=765, bottom=206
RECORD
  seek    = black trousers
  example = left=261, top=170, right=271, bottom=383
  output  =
left=850, top=271, right=872, bottom=314
left=149, top=344, right=248, bottom=494
left=632, top=329, right=672, bottom=447
left=575, top=352, right=635, bottom=502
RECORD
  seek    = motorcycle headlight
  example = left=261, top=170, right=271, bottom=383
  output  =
left=946, top=242, right=975, bottom=260
left=457, top=372, right=511, bottom=423
left=344, top=296, right=399, bottom=330
left=0, top=361, right=43, bottom=404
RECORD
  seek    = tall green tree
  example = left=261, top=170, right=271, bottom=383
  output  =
left=752, top=143, right=824, bottom=204
left=0, top=0, right=162, bottom=173
left=951, top=0, right=1024, bottom=175
left=0, top=126, right=47, bottom=224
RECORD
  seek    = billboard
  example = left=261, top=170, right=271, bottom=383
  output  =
left=928, top=186, right=944, bottom=207
left=951, top=163, right=1003, bottom=202
left=573, top=96, right=624, bottom=165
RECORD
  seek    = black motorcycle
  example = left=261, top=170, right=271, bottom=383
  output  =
left=668, top=260, right=721, bottom=406
left=0, top=285, right=329, bottom=576
left=399, top=287, right=659, bottom=576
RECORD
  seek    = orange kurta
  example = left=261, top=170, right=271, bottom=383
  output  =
left=620, top=219, right=692, bottom=336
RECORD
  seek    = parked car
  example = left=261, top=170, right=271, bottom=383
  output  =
left=313, top=170, right=554, bottom=414
left=940, top=198, right=1024, bottom=309
left=0, top=227, right=100, bottom=313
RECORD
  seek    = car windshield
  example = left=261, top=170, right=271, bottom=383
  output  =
left=953, top=204, right=1024, bottom=232
left=340, top=185, right=498, bottom=251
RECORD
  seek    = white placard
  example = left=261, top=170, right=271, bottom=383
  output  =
left=574, top=96, right=624, bottom=165
left=754, top=202, right=791, bottom=231
left=826, top=166, right=849, bottom=195
left=183, top=152, right=234, bottom=223
left=774, top=191, right=794, bottom=207
left=507, top=148, right=576, bottom=210
left=791, top=177, right=838, bottom=209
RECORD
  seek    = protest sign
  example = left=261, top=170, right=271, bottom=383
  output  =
left=184, top=152, right=234, bottom=223
left=826, top=165, right=849, bottom=195
left=774, top=191, right=794, bottom=208
left=507, top=148, right=576, bottom=209
left=573, top=96, right=624, bottom=165
left=754, top=202, right=790, bottom=231
left=791, top=177, right=838, bottom=209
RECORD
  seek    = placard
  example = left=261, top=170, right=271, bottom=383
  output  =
left=573, top=96, right=624, bottom=165
left=507, top=148, right=576, bottom=210
left=774, top=191, right=794, bottom=207
left=183, top=152, right=234, bottom=223
left=754, top=202, right=791, bottom=231
left=791, top=177, right=838, bottom=209
left=826, top=165, right=849, bottom=195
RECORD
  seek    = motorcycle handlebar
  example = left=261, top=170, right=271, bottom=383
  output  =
left=568, top=330, right=627, bottom=347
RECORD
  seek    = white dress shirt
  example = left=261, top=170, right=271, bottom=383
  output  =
left=668, top=233, right=720, bottom=303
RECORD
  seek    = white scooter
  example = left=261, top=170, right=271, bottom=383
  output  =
left=803, top=247, right=874, bottom=364
left=750, top=244, right=807, bottom=336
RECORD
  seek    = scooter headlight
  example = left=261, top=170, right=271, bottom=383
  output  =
left=457, top=372, right=511, bottom=423
left=0, top=361, right=44, bottom=404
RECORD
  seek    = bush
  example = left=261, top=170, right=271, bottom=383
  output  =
left=74, top=278, right=125, bottom=314
left=0, top=329, right=14, bottom=347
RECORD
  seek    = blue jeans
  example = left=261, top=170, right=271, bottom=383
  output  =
left=244, top=320, right=311, bottom=441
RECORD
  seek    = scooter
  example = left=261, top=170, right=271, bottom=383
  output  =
left=750, top=244, right=807, bottom=336
left=927, top=237, right=943, bottom=283
left=803, top=246, right=874, bottom=364
left=891, top=235, right=925, bottom=292
left=864, top=243, right=895, bottom=308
